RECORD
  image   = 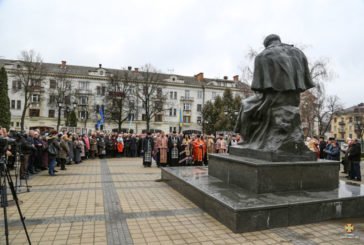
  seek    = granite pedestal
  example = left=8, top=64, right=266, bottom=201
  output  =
left=208, top=153, right=339, bottom=193
left=162, top=166, right=364, bottom=233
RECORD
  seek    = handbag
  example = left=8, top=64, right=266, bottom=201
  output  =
left=48, top=142, right=58, bottom=155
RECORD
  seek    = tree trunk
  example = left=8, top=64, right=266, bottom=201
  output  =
left=20, top=96, right=28, bottom=132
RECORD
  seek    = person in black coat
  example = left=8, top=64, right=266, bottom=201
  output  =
left=142, top=133, right=154, bottom=167
left=130, top=135, right=138, bottom=157
left=319, top=136, right=327, bottom=159
left=348, top=139, right=362, bottom=181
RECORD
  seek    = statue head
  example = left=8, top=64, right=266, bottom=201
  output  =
left=263, top=34, right=281, bottom=48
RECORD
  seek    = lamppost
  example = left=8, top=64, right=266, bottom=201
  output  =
left=65, top=101, right=78, bottom=127
left=57, top=101, right=63, bottom=131
left=224, top=109, right=239, bottom=131
left=80, top=105, right=88, bottom=129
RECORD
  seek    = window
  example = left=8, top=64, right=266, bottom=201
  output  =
left=79, top=81, right=89, bottom=90
left=157, top=88, right=162, bottom=98
left=79, top=111, right=88, bottom=119
left=197, top=116, right=202, bottom=124
left=155, top=101, right=163, bottom=111
left=11, top=100, right=15, bottom=109
left=16, top=122, right=20, bottom=127
left=170, top=91, right=173, bottom=99
left=349, top=117, right=353, bottom=123
left=143, top=86, right=148, bottom=95
left=12, top=80, right=22, bottom=90
left=197, top=104, right=202, bottom=112
left=142, top=114, right=147, bottom=121
left=174, top=92, right=177, bottom=99
left=31, top=94, right=40, bottom=103
left=183, top=116, right=191, bottom=123
left=128, top=113, right=135, bottom=121
left=79, top=96, right=88, bottom=105
left=10, top=122, right=14, bottom=127
left=197, top=91, right=203, bottom=99
left=349, top=133, right=353, bottom=138
left=183, top=103, right=191, bottom=111
left=50, top=80, right=57, bottom=89
left=169, top=108, right=177, bottom=117
left=334, top=117, right=337, bottom=123
left=155, top=114, right=163, bottom=122
left=96, top=86, right=106, bottom=96
left=185, top=90, right=190, bottom=98
left=169, top=127, right=177, bottom=132
left=64, top=95, right=71, bottom=104
left=49, top=95, right=56, bottom=104
left=17, top=100, right=21, bottom=109
left=29, top=109, right=40, bottom=117
left=48, top=110, right=55, bottom=118
left=129, top=101, right=135, bottom=110
left=212, top=92, right=217, bottom=99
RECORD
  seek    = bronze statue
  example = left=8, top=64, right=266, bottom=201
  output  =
left=235, top=34, right=315, bottom=154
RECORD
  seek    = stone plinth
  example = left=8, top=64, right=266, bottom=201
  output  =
left=208, top=153, right=339, bottom=194
left=229, top=145, right=316, bottom=162
left=161, top=166, right=364, bottom=233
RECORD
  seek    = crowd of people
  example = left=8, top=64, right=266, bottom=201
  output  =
left=2, top=126, right=361, bottom=182
left=0, top=127, right=242, bottom=178
left=305, top=136, right=362, bottom=181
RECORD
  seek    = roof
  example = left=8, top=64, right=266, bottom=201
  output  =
left=337, top=103, right=364, bottom=114
left=0, top=59, right=251, bottom=91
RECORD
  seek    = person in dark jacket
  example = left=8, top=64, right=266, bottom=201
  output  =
left=348, top=139, right=362, bottom=181
left=47, top=131, right=60, bottom=176
left=142, top=132, right=154, bottom=167
left=130, top=134, right=138, bottom=158
left=324, top=139, right=340, bottom=161
left=15, top=133, right=35, bottom=179
left=319, top=136, right=327, bottom=159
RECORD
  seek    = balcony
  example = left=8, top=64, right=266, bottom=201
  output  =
left=338, top=120, right=346, bottom=126
left=29, top=85, right=45, bottom=92
left=183, top=109, right=191, bottom=115
left=76, top=89, right=93, bottom=95
left=338, top=127, right=345, bottom=133
left=180, top=96, right=194, bottom=101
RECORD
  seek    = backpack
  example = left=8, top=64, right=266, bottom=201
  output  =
left=48, top=142, right=58, bottom=155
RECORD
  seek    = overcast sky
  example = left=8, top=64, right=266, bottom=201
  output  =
left=1, top=0, right=363, bottom=107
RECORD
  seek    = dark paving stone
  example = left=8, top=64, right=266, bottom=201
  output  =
left=100, top=159, right=133, bottom=245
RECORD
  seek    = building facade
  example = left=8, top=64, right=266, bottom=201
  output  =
left=1, top=59, right=249, bottom=134
left=331, top=103, right=364, bottom=140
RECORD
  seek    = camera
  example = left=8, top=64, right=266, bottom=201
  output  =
left=0, top=137, right=16, bottom=156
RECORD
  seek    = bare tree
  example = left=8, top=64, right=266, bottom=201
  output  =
left=134, top=64, right=170, bottom=132
left=316, top=95, right=343, bottom=136
left=13, top=50, right=46, bottom=131
left=104, top=70, right=136, bottom=132
left=48, top=62, right=73, bottom=131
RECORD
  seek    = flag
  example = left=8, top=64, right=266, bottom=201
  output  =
left=179, top=108, right=183, bottom=127
left=96, top=106, right=105, bottom=129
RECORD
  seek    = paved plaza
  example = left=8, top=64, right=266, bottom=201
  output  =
left=1, top=158, right=364, bottom=244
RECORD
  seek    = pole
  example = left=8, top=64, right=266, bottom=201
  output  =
left=57, top=106, right=61, bottom=131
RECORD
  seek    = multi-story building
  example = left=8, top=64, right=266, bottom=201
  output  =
left=1, top=59, right=249, bottom=134
left=331, top=103, right=364, bottom=140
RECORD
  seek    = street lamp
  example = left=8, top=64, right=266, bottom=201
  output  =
left=57, top=102, right=63, bottom=131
